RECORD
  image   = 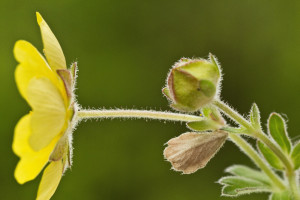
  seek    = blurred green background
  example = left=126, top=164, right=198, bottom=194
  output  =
left=1, top=0, right=300, bottom=199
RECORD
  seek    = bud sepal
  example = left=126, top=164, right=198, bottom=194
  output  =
left=164, top=54, right=221, bottom=112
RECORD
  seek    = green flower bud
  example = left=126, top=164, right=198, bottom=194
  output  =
left=163, top=54, right=221, bottom=112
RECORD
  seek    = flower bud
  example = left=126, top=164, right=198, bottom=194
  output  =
left=163, top=54, right=221, bottom=112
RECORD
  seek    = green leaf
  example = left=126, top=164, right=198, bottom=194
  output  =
left=268, top=113, right=291, bottom=154
left=291, top=142, right=300, bottom=169
left=225, top=165, right=271, bottom=186
left=250, top=103, right=261, bottom=129
left=257, top=141, right=284, bottom=170
left=187, top=119, right=222, bottom=131
left=269, top=191, right=292, bottom=200
left=219, top=176, right=271, bottom=197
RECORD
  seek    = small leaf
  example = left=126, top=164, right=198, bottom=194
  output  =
left=250, top=103, right=261, bottom=129
left=269, top=191, right=292, bottom=200
left=219, top=176, right=271, bottom=197
left=225, top=165, right=271, bottom=186
left=164, top=131, right=228, bottom=174
left=187, top=119, right=222, bottom=131
left=257, top=141, right=284, bottom=170
left=291, top=142, right=300, bottom=169
left=268, top=113, right=291, bottom=154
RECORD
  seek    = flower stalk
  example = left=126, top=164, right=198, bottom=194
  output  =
left=77, top=109, right=203, bottom=122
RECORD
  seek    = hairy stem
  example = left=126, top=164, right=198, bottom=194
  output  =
left=255, top=131, right=294, bottom=172
left=258, top=131, right=300, bottom=198
left=213, top=100, right=300, bottom=198
left=229, top=133, right=286, bottom=190
left=287, top=171, right=300, bottom=200
left=213, top=100, right=293, bottom=170
left=77, top=109, right=203, bottom=122
left=213, top=100, right=253, bottom=130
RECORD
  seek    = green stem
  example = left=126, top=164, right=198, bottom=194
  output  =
left=77, top=109, right=203, bottom=122
left=213, top=100, right=300, bottom=198
left=213, top=100, right=293, bottom=170
left=229, top=133, right=286, bottom=190
left=255, top=131, right=294, bottom=172
left=287, top=171, right=300, bottom=200
left=213, top=100, right=253, bottom=130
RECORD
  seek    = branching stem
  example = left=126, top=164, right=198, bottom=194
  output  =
left=229, top=133, right=286, bottom=190
left=213, top=99, right=300, bottom=199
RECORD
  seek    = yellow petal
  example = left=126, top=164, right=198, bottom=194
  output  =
left=37, top=161, right=63, bottom=200
left=14, top=40, right=59, bottom=100
left=36, top=12, right=66, bottom=70
left=26, top=77, right=66, bottom=151
left=13, top=114, right=60, bottom=184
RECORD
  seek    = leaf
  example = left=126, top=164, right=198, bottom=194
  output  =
left=225, top=165, right=271, bottom=186
left=291, top=142, right=300, bottom=169
left=187, top=119, right=222, bottom=131
left=219, top=176, right=271, bottom=197
left=268, top=113, right=291, bottom=154
left=257, top=141, right=284, bottom=170
left=250, top=103, right=261, bottom=129
left=269, top=191, right=292, bottom=200
left=164, top=131, right=228, bottom=174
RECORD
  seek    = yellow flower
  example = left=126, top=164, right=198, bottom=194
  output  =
left=13, top=12, right=76, bottom=200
